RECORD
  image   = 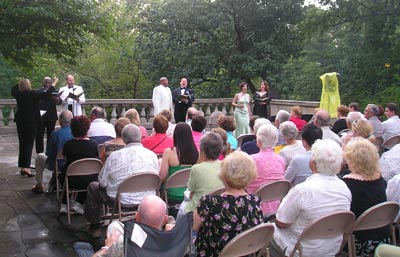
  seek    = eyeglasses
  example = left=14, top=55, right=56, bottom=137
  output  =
left=352, top=119, right=359, bottom=130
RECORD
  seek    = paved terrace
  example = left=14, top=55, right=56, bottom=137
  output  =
left=0, top=134, right=105, bottom=257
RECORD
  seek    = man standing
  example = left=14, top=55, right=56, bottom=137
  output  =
left=32, top=110, right=73, bottom=193
left=172, top=77, right=194, bottom=123
left=364, top=104, right=384, bottom=138
left=152, top=77, right=173, bottom=116
left=58, top=74, right=85, bottom=116
left=36, top=77, right=58, bottom=153
left=382, top=103, right=400, bottom=141
left=84, top=124, right=159, bottom=238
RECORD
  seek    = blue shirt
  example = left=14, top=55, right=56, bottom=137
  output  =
left=45, top=126, right=73, bottom=170
left=226, top=131, right=238, bottom=150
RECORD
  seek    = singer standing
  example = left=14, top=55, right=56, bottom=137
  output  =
left=58, top=75, right=86, bottom=116
left=152, top=77, right=173, bottom=116
left=172, top=77, right=195, bottom=123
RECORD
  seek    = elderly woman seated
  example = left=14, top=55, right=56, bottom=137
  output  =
left=193, top=150, right=264, bottom=257
left=178, top=132, right=224, bottom=216
left=278, top=121, right=306, bottom=167
left=142, top=114, right=174, bottom=155
left=98, top=117, right=130, bottom=162
left=246, top=124, right=285, bottom=217
left=343, top=118, right=375, bottom=147
left=343, top=139, right=389, bottom=256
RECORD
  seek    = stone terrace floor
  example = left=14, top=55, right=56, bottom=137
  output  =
left=0, top=134, right=106, bottom=257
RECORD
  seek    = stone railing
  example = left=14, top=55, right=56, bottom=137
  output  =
left=0, top=98, right=319, bottom=133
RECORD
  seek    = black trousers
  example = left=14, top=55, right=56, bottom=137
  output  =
left=174, top=104, right=189, bottom=123
left=16, top=122, right=37, bottom=168
left=36, top=120, right=56, bottom=153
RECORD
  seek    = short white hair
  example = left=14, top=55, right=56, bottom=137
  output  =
left=279, top=121, right=298, bottom=140
left=253, top=118, right=271, bottom=135
left=256, top=124, right=278, bottom=149
left=346, top=111, right=364, bottom=124
left=311, top=139, right=343, bottom=176
left=276, top=110, right=290, bottom=124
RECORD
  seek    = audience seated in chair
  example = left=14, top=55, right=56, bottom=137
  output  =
left=88, top=107, right=116, bottom=145
left=245, top=123, right=285, bottom=217
left=159, top=122, right=198, bottom=203
left=284, top=124, right=322, bottom=186
left=343, top=139, right=390, bottom=256
left=59, top=115, right=99, bottom=215
left=289, top=105, right=307, bottom=131
left=364, top=104, right=384, bottom=138
left=191, top=115, right=207, bottom=150
left=179, top=132, right=224, bottom=216
left=314, top=109, right=343, bottom=146
left=142, top=115, right=174, bottom=155
left=193, top=151, right=264, bottom=257
left=380, top=144, right=400, bottom=182
left=158, top=109, right=176, bottom=136
left=211, top=127, right=232, bottom=160
left=124, top=108, right=148, bottom=140
left=33, top=110, right=73, bottom=194
left=274, top=110, right=291, bottom=153
left=269, top=139, right=351, bottom=257
left=217, top=115, right=238, bottom=150
left=331, top=105, right=349, bottom=134
left=382, top=103, right=400, bottom=142
left=98, top=117, right=130, bottom=162
left=278, top=121, right=306, bottom=168
left=342, top=118, right=376, bottom=147
left=84, top=124, right=159, bottom=238
left=241, top=118, right=271, bottom=155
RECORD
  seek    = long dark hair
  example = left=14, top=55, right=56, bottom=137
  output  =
left=173, top=122, right=198, bottom=165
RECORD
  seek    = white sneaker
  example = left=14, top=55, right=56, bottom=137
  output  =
left=71, top=201, right=84, bottom=215
left=60, top=204, right=68, bottom=214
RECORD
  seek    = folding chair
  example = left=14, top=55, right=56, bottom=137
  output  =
left=382, top=135, right=400, bottom=151
left=55, top=149, right=64, bottom=200
left=109, top=172, right=160, bottom=223
left=61, top=158, right=103, bottom=225
left=374, top=136, right=384, bottom=155
left=347, top=201, right=400, bottom=257
left=124, top=211, right=193, bottom=257
left=209, top=186, right=225, bottom=196
left=237, top=134, right=255, bottom=148
left=255, top=180, right=291, bottom=218
left=163, top=167, right=191, bottom=214
left=288, top=211, right=355, bottom=257
left=219, top=223, right=275, bottom=257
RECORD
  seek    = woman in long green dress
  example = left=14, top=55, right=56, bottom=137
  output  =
left=232, top=82, right=251, bottom=138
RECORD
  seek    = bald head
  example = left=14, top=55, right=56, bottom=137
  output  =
left=59, top=110, right=73, bottom=127
left=136, top=195, right=167, bottom=230
left=315, top=110, right=330, bottom=127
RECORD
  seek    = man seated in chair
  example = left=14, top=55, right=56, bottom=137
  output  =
left=84, top=124, right=159, bottom=238
left=32, top=110, right=73, bottom=193
left=88, top=106, right=116, bottom=145
left=269, top=139, right=351, bottom=257
left=84, top=195, right=173, bottom=257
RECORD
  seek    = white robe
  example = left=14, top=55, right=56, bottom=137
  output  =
left=59, top=85, right=86, bottom=116
left=152, top=84, right=173, bottom=116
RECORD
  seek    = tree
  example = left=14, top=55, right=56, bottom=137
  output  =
left=0, top=0, right=115, bottom=65
left=135, top=0, right=305, bottom=97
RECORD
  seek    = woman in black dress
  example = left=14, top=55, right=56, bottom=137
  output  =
left=252, top=80, right=272, bottom=119
left=12, top=78, right=54, bottom=176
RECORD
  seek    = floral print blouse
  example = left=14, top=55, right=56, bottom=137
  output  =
left=195, top=194, right=264, bottom=257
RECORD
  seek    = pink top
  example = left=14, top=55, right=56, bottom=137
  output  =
left=247, top=148, right=285, bottom=215
left=289, top=117, right=307, bottom=131
left=142, top=133, right=174, bottom=155
left=192, top=131, right=203, bottom=151
left=139, top=126, right=148, bottom=140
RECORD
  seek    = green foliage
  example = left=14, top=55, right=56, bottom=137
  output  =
left=0, top=0, right=115, bottom=65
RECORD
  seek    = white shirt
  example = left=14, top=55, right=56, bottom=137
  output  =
left=279, top=140, right=306, bottom=167
left=152, top=84, right=173, bottom=116
left=88, top=118, right=116, bottom=138
left=321, top=126, right=343, bottom=146
left=368, top=116, right=384, bottom=138
left=59, top=85, right=86, bottom=116
left=379, top=144, right=400, bottom=182
left=98, top=143, right=159, bottom=204
left=284, top=151, right=312, bottom=186
left=387, top=174, right=400, bottom=221
left=274, top=173, right=351, bottom=257
left=382, top=115, right=400, bottom=141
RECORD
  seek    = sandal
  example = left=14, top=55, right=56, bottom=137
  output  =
left=20, top=169, right=35, bottom=177
left=31, top=184, right=44, bottom=194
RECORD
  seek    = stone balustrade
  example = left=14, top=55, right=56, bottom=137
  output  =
left=0, top=98, right=319, bottom=134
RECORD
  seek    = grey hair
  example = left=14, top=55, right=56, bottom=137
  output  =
left=122, top=124, right=142, bottom=144
left=91, top=106, right=106, bottom=119
left=276, top=110, right=290, bottom=124
left=43, top=77, right=52, bottom=83
left=200, top=132, right=223, bottom=160
left=256, top=124, right=279, bottom=149
left=253, top=118, right=271, bottom=135
left=346, top=111, right=364, bottom=124
left=279, top=121, right=298, bottom=140
left=367, top=104, right=379, bottom=117
left=311, top=139, right=343, bottom=176
left=59, top=110, right=73, bottom=126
